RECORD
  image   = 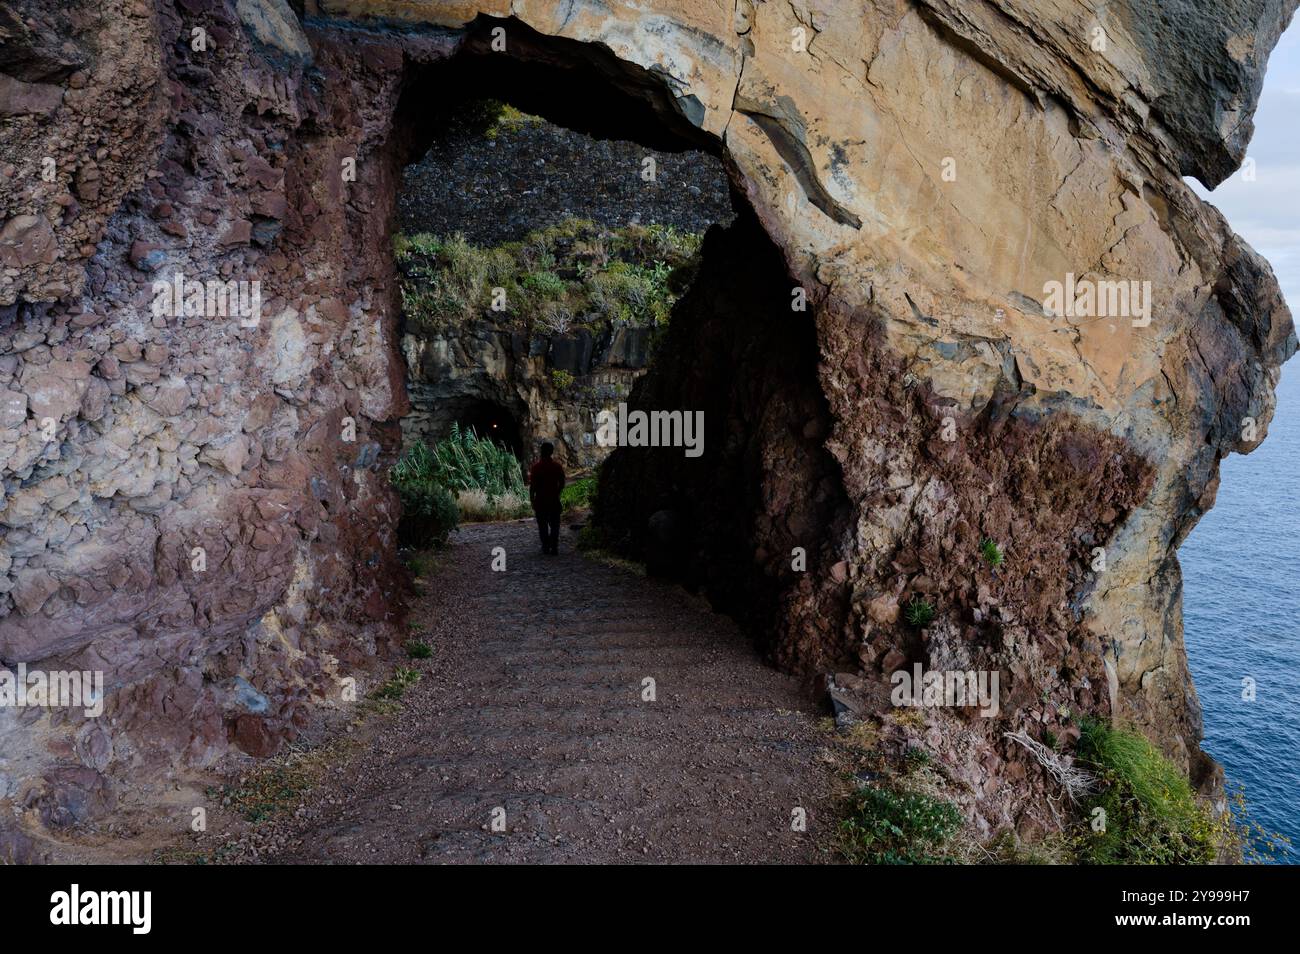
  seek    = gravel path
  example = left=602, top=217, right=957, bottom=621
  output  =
left=243, top=520, right=837, bottom=864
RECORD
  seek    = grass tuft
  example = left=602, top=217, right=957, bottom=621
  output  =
left=903, top=597, right=936, bottom=628
left=979, top=538, right=1004, bottom=567
left=370, top=667, right=421, bottom=702
left=455, top=488, right=531, bottom=523
left=1074, top=719, right=1216, bottom=864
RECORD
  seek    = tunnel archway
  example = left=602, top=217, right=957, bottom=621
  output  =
left=383, top=16, right=854, bottom=672
left=458, top=398, right=524, bottom=458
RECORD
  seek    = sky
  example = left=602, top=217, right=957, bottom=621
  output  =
left=1188, top=24, right=1300, bottom=309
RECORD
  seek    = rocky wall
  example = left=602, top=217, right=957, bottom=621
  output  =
left=402, top=317, right=653, bottom=469
left=0, top=0, right=439, bottom=843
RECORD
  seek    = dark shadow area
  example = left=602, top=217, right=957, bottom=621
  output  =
left=592, top=206, right=852, bottom=670
left=458, top=398, right=523, bottom=457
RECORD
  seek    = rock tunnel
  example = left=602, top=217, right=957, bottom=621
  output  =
left=0, top=0, right=1295, bottom=854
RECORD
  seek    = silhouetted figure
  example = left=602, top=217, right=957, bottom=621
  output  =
left=527, top=442, right=566, bottom=555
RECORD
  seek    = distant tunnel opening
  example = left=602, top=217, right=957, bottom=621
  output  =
left=458, top=399, right=523, bottom=458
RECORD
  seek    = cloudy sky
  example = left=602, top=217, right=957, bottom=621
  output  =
left=1189, top=23, right=1300, bottom=309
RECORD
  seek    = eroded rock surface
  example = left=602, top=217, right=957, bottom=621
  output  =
left=0, top=0, right=1294, bottom=848
left=402, top=315, right=654, bottom=469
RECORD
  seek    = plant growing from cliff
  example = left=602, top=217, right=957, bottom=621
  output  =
left=540, top=304, right=573, bottom=335
left=1223, top=781, right=1292, bottom=863
left=432, top=98, right=525, bottom=141
left=903, top=597, right=936, bottom=628
left=481, top=102, right=540, bottom=139
left=837, top=785, right=962, bottom=864
left=1073, top=719, right=1216, bottom=864
left=979, top=538, right=1004, bottom=568
left=903, top=746, right=932, bottom=770
left=522, top=269, right=566, bottom=301
left=550, top=368, right=576, bottom=392
left=609, top=222, right=702, bottom=263
left=405, top=639, right=432, bottom=660
left=589, top=260, right=677, bottom=326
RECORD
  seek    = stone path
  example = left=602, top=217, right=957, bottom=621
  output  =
left=249, top=520, right=837, bottom=864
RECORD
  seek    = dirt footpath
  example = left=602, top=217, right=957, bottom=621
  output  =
left=209, top=520, right=840, bottom=863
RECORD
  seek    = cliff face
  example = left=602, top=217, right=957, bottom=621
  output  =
left=402, top=315, right=653, bottom=470
left=0, top=0, right=1294, bottom=848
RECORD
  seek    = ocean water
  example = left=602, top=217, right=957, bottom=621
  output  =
left=1181, top=363, right=1300, bottom=863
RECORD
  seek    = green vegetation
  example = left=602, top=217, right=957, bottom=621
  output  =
left=837, top=785, right=963, bottom=864
left=394, top=219, right=701, bottom=336
left=206, top=741, right=361, bottom=827
left=392, top=424, right=530, bottom=527
left=371, top=667, right=421, bottom=702
left=561, top=476, right=596, bottom=513
left=404, top=639, right=432, bottom=660
left=979, top=538, right=1004, bottom=568
left=211, top=767, right=311, bottom=825
left=1074, top=719, right=1217, bottom=864
left=421, top=423, right=526, bottom=500
left=550, top=368, right=575, bottom=391
left=481, top=101, right=541, bottom=139
left=423, top=99, right=544, bottom=142
left=903, top=746, right=931, bottom=770
left=1225, top=781, right=1292, bottom=863
left=903, top=597, right=936, bottom=628
left=390, top=442, right=459, bottom=549
left=454, top=488, right=531, bottom=523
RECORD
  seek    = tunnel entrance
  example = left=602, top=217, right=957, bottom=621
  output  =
left=390, top=31, right=737, bottom=472
left=458, top=399, right=523, bottom=458
left=384, top=21, right=853, bottom=673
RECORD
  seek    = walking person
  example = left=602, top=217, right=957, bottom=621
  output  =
left=527, top=441, right=566, bottom=555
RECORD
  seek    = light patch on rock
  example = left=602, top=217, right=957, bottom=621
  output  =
left=263, top=309, right=312, bottom=388
left=235, top=0, right=313, bottom=61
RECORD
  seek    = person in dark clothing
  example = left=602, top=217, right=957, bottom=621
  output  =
left=527, top=442, right=566, bottom=555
